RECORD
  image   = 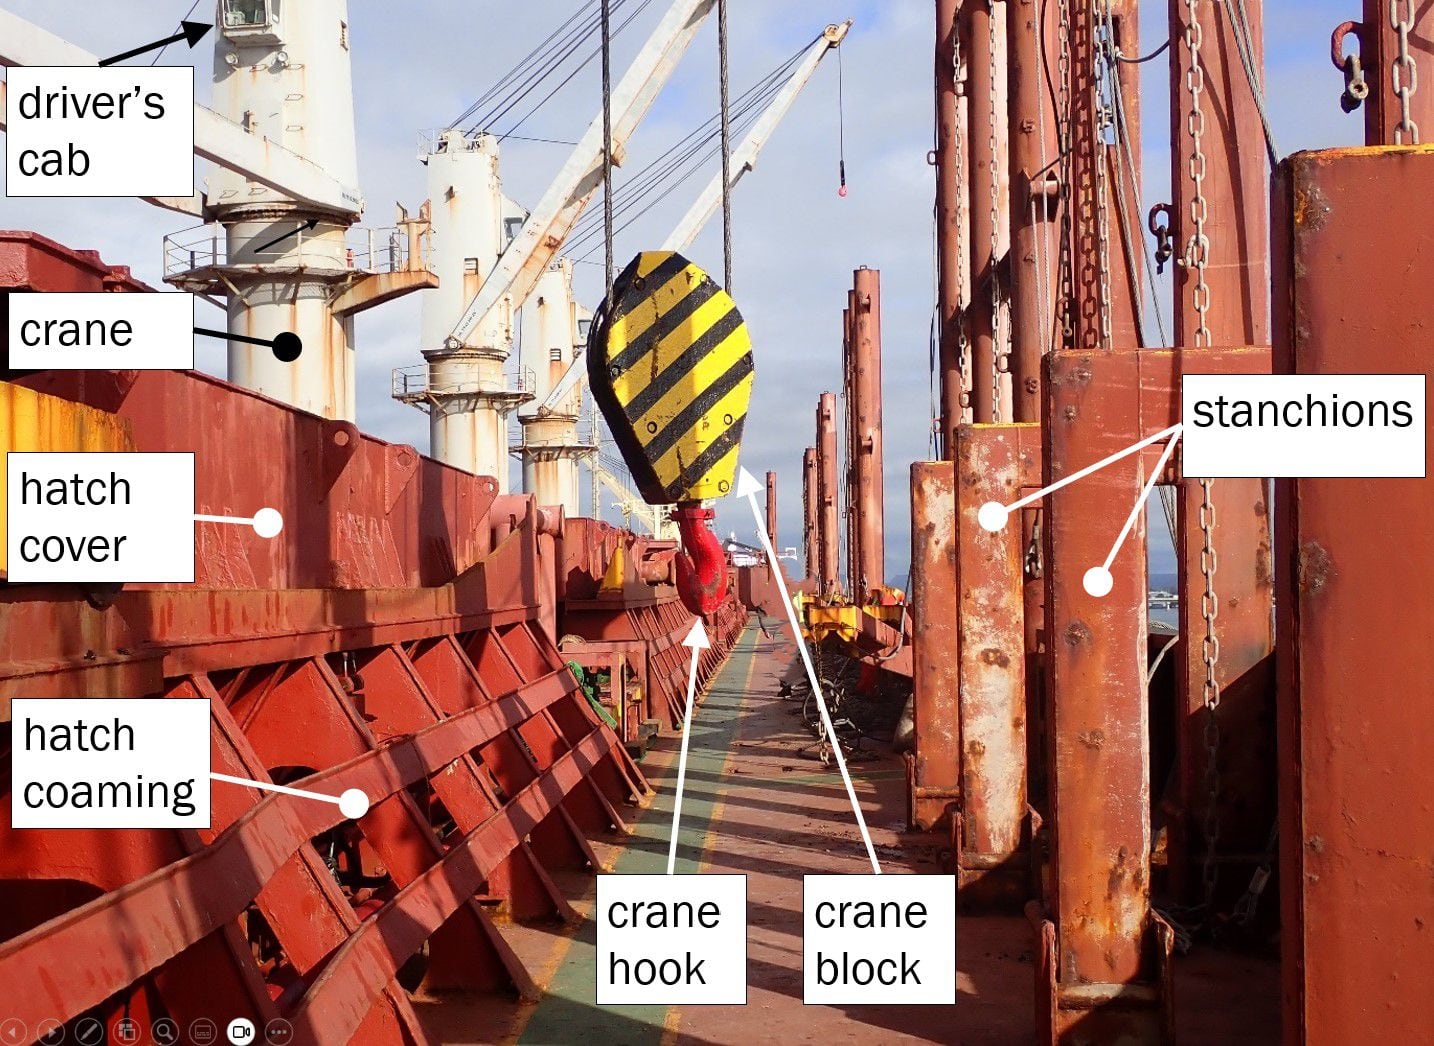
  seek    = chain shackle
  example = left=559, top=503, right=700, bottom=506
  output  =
left=1331, top=21, right=1370, bottom=112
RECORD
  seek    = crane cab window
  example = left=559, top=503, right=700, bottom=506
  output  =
left=223, top=0, right=271, bottom=29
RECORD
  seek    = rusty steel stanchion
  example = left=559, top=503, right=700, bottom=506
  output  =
left=936, top=0, right=972, bottom=452
left=815, top=392, right=841, bottom=596
left=850, top=268, right=886, bottom=598
left=965, top=0, right=1009, bottom=423
left=802, top=448, right=819, bottom=581
left=765, top=469, right=779, bottom=553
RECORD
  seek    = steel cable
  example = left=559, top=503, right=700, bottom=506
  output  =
left=567, top=83, right=778, bottom=259
left=452, top=1, right=596, bottom=127
left=602, top=0, right=615, bottom=299
left=719, top=0, right=733, bottom=292
left=568, top=69, right=782, bottom=246
left=501, top=0, right=659, bottom=140
left=1220, top=0, right=1280, bottom=163
left=566, top=40, right=813, bottom=250
left=566, top=51, right=807, bottom=258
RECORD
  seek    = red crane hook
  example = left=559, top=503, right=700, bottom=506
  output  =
left=672, top=504, right=728, bottom=616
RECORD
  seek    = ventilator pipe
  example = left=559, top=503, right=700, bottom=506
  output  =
left=672, top=503, right=728, bottom=616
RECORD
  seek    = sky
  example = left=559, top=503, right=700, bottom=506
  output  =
left=0, top=0, right=1363, bottom=582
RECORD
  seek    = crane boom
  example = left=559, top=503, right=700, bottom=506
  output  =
left=443, top=0, right=717, bottom=351
left=663, top=19, right=850, bottom=251
left=536, top=18, right=852, bottom=417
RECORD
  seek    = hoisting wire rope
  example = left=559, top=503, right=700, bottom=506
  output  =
left=565, top=40, right=815, bottom=258
left=150, top=0, right=203, bottom=66
left=836, top=33, right=849, bottom=196
left=602, top=0, right=615, bottom=300
left=718, top=0, right=734, bottom=292
left=566, top=76, right=787, bottom=258
left=504, top=0, right=659, bottom=140
left=452, top=0, right=612, bottom=130
left=1220, top=0, right=1280, bottom=163
left=449, top=0, right=652, bottom=139
left=583, top=0, right=620, bottom=524
left=567, top=94, right=773, bottom=258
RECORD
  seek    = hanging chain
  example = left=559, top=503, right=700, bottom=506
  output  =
left=1093, top=0, right=1114, bottom=348
left=1056, top=0, right=1075, bottom=348
left=1185, top=0, right=1223, bottom=911
left=954, top=18, right=973, bottom=412
left=988, top=0, right=1003, bottom=419
left=1198, top=476, right=1222, bottom=906
left=1391, top=0, right=1420, bottom=143
left=1184, top=0, right=1211, bottom=349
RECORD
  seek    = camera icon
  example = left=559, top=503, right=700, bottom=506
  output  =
left=227, top=1017, right=257, bottom=1044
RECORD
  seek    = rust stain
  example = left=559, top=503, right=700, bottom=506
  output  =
left=1107, top=846, right=1130, bottom=898
left=1297, top=540, right=1334, bottom=594
left=979, top=647, right=1011, bottom=668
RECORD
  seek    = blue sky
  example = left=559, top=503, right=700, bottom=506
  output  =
left=0, top=0, right=1364, bottom=580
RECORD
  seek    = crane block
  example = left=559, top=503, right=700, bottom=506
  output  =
left=587, top=251, right=753, bottom=505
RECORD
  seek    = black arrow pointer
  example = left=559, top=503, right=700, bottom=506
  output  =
left=99, top=21, right=212, bottom=66
left=252, top=218, right=321, bottom=255
left=195, top=326, right=304, bottom=363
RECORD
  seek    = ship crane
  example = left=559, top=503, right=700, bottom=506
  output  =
left=547, top=21, right=850, bottom=538
left=0, top=3, right=443, bottom=424
left=0, top=8, right=362, bottom=220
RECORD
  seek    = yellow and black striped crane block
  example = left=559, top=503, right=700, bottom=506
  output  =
left=587, top=250, right=753, bottom=505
